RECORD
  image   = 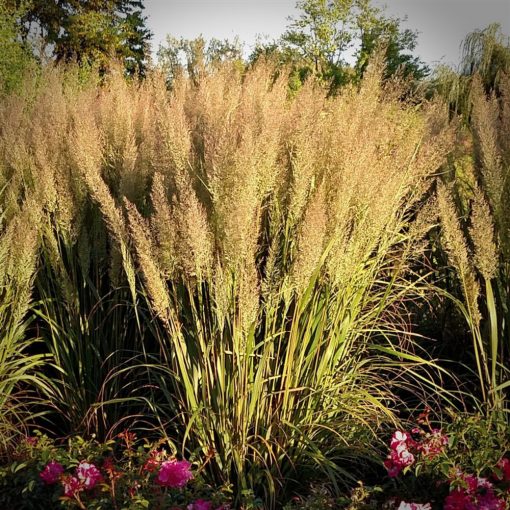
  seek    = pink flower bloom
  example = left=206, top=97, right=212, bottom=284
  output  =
left=397, top=502, right=431, bottom=510
left=155, top=459, right=193, bottom=488
left=76, top=461, right=103, bottom=490
left=61, top=475, right=82, bottom=498
left=445, top=475, right=505, bottom=510
left=39, top=460, right=64, bottom=484
left=444, top=488, right=476, bottom=510
left=187, top=500, right=213, bottom=510
left=461, top=474, right=492, bottom=494
left=384, top=430, right=416, bottom=477
left=495, top=457, right=510, bottom=482
left=477, top=491, right=507, bottom=510
left=384, top=457, right=402, bottom=477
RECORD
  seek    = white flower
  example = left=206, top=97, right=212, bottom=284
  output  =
left=397, top=502, right=431, bottom=510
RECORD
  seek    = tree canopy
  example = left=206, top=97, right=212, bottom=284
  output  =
left=6, top=0, right=151, bottom=74
left=432, top=23, right=510, bottom=119
left=278, top=0, right=427, bottom=90
left=0, top=3, right=34, bottom=93
left=355, top=16, right=429, bottom=82
left=158, top=35, right=244, bottom=84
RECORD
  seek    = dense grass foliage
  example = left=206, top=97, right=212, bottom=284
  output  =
left=0, top=56, right=508, bottom=507
left=437, top=72, right=510, bottom=414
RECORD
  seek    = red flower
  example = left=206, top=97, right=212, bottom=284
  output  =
left=76, top=461, right=103, bottom=490
left=61, top=475, right=82, bottom=498
left=417, top=429, right=448, bottom=459
left=384, top=457, right=403, bottom=477
left=155, top=459, right=193, bottom=488
left=143, top=450, right=161, bottom=473
left=39, top=461, right=64, bottom=485
left=128, top=480, right=141, bottom=498
left=384, top=431, right=416, bottom=477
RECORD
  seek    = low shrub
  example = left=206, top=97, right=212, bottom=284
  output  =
left=284, top=410, right=510, bottom=509
left=381, top=410, right=510, bottom=509
left=0, top=431, right=232, bottom=510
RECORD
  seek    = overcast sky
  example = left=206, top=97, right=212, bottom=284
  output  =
left=144, top=0, right=510, bottom=68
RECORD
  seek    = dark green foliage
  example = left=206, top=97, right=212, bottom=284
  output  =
left=460, top=23, right=510, bottom=92
left=9, top=0, right=151, bottom=75
left=281, top=0, right=376, bottom=89
left=0, top=4, right=34, bottom=94
left=355, top=17, right=429, bottom=82
left=444, top=412, right=510, bottom=476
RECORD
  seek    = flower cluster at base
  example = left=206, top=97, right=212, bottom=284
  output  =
left=383, top=412, right=510, bottom=510
left=40, top=460, right=103, bottom=498
left=385, top=408, right=450, bottom=478
left=384, top=427, right=448, bottom=478
left=39, top=448, right=228, bottom=509
left=444, top=472, right=507, bottom=510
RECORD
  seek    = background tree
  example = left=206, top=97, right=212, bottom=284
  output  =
left=281, top=0, right=425, bottom=91
left=0, top=3, right=34, bottom=94
left=158, top=35, right=244, bottom=85
left=281, top=0, right=374, bottom=87
left=432, top=23, right=510, bottom=118
left=355, top=16, right=429, bottom=82
left=7, top=0, right=151, bottom=75
left=461, top=23, right=510, bottom=93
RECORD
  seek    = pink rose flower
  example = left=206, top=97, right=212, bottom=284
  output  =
left=187, top=499, right=213, bottom=510
left=155, top=459, right=193, bottom=488
left=444, top=488, right=476, bottom=510
left=76, top=461, right=103, bottom=490
left=61, top=475, right=82, bottom=498
left=39, top=460, right=64, bottom=484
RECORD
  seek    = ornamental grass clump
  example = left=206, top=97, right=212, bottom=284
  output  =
left=437, top=72, right=510, bottom=413
left=0, top=58, right=454, bottom=505
left=122, top=59, right=453, bottom=504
